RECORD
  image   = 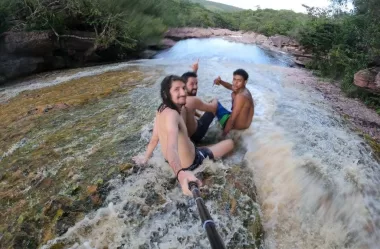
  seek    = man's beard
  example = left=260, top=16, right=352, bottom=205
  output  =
left=188, top=90, right=197, bottom=96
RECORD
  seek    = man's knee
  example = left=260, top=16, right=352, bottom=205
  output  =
left=224, top=139, right=234, bottom=151
left=218, top=139, right=234, bottom=153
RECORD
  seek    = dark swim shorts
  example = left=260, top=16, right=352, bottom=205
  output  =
left=182, top=147, right=214, bottom=171
left=190, top=112, right=215, bottom=143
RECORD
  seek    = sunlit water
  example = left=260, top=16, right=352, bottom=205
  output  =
left=2, top=38, right=379, bottom=248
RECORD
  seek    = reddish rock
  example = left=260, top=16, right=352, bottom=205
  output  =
left=164, top=28, right=310, bottom=63
left=1, top=31, right=55, bottom=56
left=165, top=27, right=239, bottom=41
left=269, top=35, right=299, bottom=48
left=354, top=68, right=380, bottom=93
left=209, top=28, right=235, bottom=36
left=224, top=32, right=268, bottom=46
left=90, top=194, right=102, bottom=205
left=165, top=27, right=213, bottom=40
left=0, top=31, right=123, bottom=84
left=230, top=198, right=237, bottom=215
left=376, top=72, right=380, bottom=87
left=87, top=185, right=98, bottom=195
left=40, top=178, right=53, bottom=188
left=160, top=38, right=177, bottom=48
left=54, top=103, right=70, bottom=110
left=28, top=103, right=70, bottom=115
left=254, top=34, right=269, bottom=44
left=293, top=57, right=313, bottom=67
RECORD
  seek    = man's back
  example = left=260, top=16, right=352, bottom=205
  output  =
left=156, top=107, right=195, bottom=168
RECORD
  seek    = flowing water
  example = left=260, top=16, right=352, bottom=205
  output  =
left=2, top=38, right=380, bottom=249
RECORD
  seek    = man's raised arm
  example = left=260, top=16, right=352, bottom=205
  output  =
left=191, top=59, right=199, bottom=73
left=214, top=76, right=232, bottom=91
left=191, top=98, right=217, bottom=114
left=165, top=110, right=201, bottom=196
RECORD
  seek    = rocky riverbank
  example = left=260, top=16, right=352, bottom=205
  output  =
left=163, top=27, right=313, bottom=67
left=0, top=31, right=167, bottom=85
left=163, top=28, right=380, bottom=94
left=279, top=66, right=380, bottom=159
left=1, top=28, right=312, bottom=85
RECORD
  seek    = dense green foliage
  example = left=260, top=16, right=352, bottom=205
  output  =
left=296, top=0, right=380, bottom=110
left=0, top=0, right=308, bottom=47
left=160, top=0, right=232, bottom=29
left=0, top=0, right=168, bottom=49
left=1, top=0, right=379, bottom=107
left=0, top=0, right=238, bottom=47
left=228, top=9, right=309, bottom=36
left=190, top=0, right=243, bottom=12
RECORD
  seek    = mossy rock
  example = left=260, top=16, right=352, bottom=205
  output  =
left=200, top=163, right=264, bottom=247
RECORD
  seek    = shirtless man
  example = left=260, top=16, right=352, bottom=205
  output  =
left=182, top=71, right=217, bottom=143
left=214, top=69, right=254, bottom=136
left=133, top=75, right=234, bottom=196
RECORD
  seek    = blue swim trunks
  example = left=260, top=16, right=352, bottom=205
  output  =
left=215, top=101, right=231, bottom=128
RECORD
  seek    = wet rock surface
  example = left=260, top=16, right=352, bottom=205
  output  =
left=1, top=38, right=380, bottom=249
left=202, top=164, right=264, bottom=248
left=42, top=162, right=263, bottom=249
left=0, top=67, right=161, bottom=249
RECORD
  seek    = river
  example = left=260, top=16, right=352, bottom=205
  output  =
left=1, top=38, right=379, bottom=249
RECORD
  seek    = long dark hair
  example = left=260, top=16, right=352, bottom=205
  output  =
left=157, top=75, right=185, bottom=114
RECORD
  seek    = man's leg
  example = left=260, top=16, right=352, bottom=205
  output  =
left=190, top=112, right=215, bottom=143
left=206, top=139, right=234, bottom=159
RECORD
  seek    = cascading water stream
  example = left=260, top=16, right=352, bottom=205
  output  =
left=2, top=38, right=378, bottom=249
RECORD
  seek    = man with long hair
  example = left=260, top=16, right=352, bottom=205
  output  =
left=133, top=75, right=234, bottom=196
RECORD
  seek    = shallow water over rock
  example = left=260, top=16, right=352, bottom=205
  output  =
left=1, top=38, right=379, bottom=249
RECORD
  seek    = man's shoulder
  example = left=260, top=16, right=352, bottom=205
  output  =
left=238, top=89, right=252, bottom=98
left=158, top=107, right=180, bottom=119
left=186, top=96, right=198, bottom=102
left=235, top=91, right=249, bottom=99
left=245, top=88, right=252, bottom=94
left=235, top=90, right=253, bottom=105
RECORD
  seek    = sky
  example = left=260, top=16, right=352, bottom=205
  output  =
left=210, top=0, right=336, bottom=13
